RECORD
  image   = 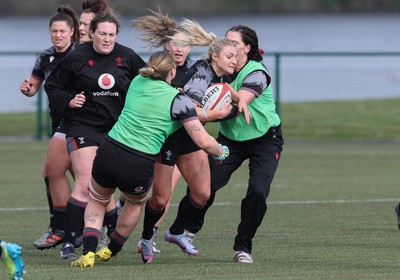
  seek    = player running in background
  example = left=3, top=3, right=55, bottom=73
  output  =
left=19, top=5, right=80, bottom=250
left=24, top=0, right=116, bottom=251
left=46, top=0, right=117, bottom=251
left=185, top=25, right=284, bottom=263
left=71, top=51, right=229, bottom=268
left=44, top=10, right=145, bottom=260
left=0, top=240, right=25, bottom=280
left=79, top=0, right=108, bottom=43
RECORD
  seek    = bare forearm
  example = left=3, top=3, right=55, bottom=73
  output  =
left=184, top=121, right=222, bottom=157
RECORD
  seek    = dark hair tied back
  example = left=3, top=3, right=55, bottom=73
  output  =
left=49, top=5, right=80, bottom=42
left=226, top=25, right=263, bottom=62
left=82, top=0, right=109, bottom=14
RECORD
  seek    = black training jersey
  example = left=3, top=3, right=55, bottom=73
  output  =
left=180, top=59, right=223, bottom=106
left=45, top=42, right=145, bottom=140
left=31, top=42, right=79, bottom=124
left=171, top=57, right=195, bottom=88
left=32, top=42, right=79, bottom=82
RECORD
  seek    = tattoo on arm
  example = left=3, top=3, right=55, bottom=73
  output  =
left=190, top=123, right=202, bottom=133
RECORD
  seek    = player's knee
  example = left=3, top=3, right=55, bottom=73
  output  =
left=72, top=184, right=90, bottom=201
left=190, top=191, right=210, bottom=208
left=45, top=168, right=67, bottom=179
left=45, top=161, right=69, bottom=178
left=149, top=195, right=169, bottom=210
left=251, top=183, right=271, bottom=200
left=89, top=181, right=111, bottom=205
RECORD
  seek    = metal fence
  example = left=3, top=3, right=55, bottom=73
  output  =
left=1, top=51, right=400, bottom=140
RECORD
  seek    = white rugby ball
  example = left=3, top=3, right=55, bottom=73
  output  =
left=201, top=83, right=232, bottom=110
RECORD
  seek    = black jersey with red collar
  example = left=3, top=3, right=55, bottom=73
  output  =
left=45, top=42, right=145, bottom=140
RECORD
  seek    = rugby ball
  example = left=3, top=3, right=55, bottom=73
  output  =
left=201, top=83, right=232, bottom=110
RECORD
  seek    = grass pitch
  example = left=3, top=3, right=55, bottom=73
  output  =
left=1, top=140, right=400, bottom=279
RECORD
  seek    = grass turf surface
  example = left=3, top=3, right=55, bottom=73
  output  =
left=1, top=140, right=399, bottom=279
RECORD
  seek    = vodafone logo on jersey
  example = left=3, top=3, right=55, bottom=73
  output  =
left=98, top=73, right=115, bottom=90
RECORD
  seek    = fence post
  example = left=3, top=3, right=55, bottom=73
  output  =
left=274, top=53, right=281, bottom=115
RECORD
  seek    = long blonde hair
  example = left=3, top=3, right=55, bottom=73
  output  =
left=132, top=9, right=178, bottom=49
left=170, top=19, right=236, bottom=60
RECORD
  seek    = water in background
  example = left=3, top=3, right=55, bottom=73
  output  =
left=1, top=14, right=400, bottom=112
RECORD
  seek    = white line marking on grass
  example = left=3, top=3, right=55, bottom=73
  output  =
left=0, top=207, right=48, bottom=211
left=1, top=198, right=399, bottom=212
left=200, top=198, right=400, bottom=206
left=268, top=198, right=400, bottom=205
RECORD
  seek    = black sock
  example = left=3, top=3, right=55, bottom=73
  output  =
left=64, top=197, right=86, bottom=244
left=186, top=191, right=216, bottom=234
left=44, top=177, right=55, bottom=228
left=52, top=206, right=66, bottom=231
left=103, top=208, right=118, bottom=236
left=142, top=202, right=165, bottom=240
left=82, top=227, right=100, bottom=254
left=108, top=230, right=127, bottom=256
left=169, top=193, right=203, bottom=235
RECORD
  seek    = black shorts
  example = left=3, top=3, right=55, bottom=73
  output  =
left=157, top=126, right=200, bottom=166
left=64, top=119, right=109, bottom=145
left=66, top=136, right=99, bottom=154
left=50, top=117, right=64, bottom=136
left=92, top=137, right=156, bottom=195
left=52, top=118, right=67, bottom=138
